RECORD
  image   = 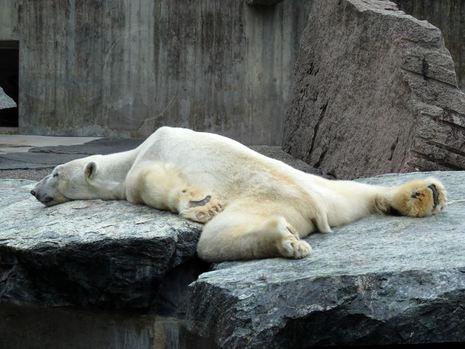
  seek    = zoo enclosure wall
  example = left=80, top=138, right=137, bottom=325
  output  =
left=0, top=0, right=464, bottom=145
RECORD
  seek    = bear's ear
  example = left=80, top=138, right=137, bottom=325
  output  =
left=85, top=162, right=97, bottom=180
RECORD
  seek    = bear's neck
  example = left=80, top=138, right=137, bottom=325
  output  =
left=94, top=149, right=139, bottom=200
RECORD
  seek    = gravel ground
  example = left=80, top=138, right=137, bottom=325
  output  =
left=0, top=169, right=51, bottom=181
left=0, top=143, right=326, bottom=182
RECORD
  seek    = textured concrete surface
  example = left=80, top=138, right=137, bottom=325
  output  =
left=283, top=0, right=465, bottom=179
left=187, top=171, right=465, bottom=348
left=394, top=0, right=465, bottom=92
left=0, top=0, right=311, bottom=145
left=0, top=2, right=18, bottom=40
left=0, top=87, right=16, bottom=109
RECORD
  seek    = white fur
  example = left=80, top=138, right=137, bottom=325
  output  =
left=32, top=127, right=447, bottom=262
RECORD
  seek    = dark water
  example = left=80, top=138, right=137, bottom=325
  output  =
left=0, top=304, right=217, bottom=349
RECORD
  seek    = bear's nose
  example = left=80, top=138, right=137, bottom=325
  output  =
left=30, top=190, right=37, bottom=197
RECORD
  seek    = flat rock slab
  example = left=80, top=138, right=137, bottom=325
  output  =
left=0, top=179, right=202, bottom=309
left=283, top=0, right=465, bottom=179
left=187, top=171, right=465, bottom=348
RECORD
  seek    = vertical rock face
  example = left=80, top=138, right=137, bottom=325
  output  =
left=393, top=0, right=465, bottom=92
left=283, top=0, right=465, bottom=179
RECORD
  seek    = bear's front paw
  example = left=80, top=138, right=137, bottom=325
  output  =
left=277, top=235, right=312, bottom=259
left=181, top=195, right=224, bottom=223
left=393, top=178, right=447, bottom=217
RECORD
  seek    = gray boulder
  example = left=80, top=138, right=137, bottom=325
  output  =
left=283, top=0, right=465, bottom=179
left=0, top=87, right=16, bottom=109
left=0, top=179, right=203, bottom=310
left=187, top=171, right=465, bottom=348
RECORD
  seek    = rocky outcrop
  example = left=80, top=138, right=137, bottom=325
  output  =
left=393, top=0, right=465, bottom=92
left=0, top=86, right=16, bottom=109
left=0, top=179, right=204, bottom=310
left=3, top=171, right=465, bottom=348
left=187, top=171, right=465, bottom=348
left=283, top=0, right=465, bottom=179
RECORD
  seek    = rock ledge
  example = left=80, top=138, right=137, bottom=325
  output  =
left=2, top=171, right=465, bottom=347
left=0, top=179, right=202, bottom=310
left=187, top=171, right=465, bottom=348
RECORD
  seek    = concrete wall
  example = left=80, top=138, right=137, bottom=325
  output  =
left=394, top=0, right=465, bottom=91
left=0, top=1, right=18, bottom=40
left=0, top=0, right=311, bottom=145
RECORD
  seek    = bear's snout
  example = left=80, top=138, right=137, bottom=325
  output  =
left=30, top=187, right=52, bottom=205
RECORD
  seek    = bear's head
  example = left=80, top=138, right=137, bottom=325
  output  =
left=31, top=156, right=105, bottom=206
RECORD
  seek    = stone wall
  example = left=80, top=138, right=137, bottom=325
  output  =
left=394, top=0, right=465, bottom=92
left=0, top=0, right=311, bottom=145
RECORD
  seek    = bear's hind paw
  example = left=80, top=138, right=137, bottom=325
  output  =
left=392, top=178, right=447, bottom=217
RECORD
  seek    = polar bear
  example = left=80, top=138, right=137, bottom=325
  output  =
left=31, top=127, right=447, bottom=262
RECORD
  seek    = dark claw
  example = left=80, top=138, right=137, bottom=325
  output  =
left=428, top=184, right=439, bottom=209
left=189, top=195, right=211, bottom=208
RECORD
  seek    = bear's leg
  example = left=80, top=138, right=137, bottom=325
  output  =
left=197, top=207, right=312, bottom=262
left=126, top=161, right=223, bottom=223
left=375, top=177, right=447, bottom=217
